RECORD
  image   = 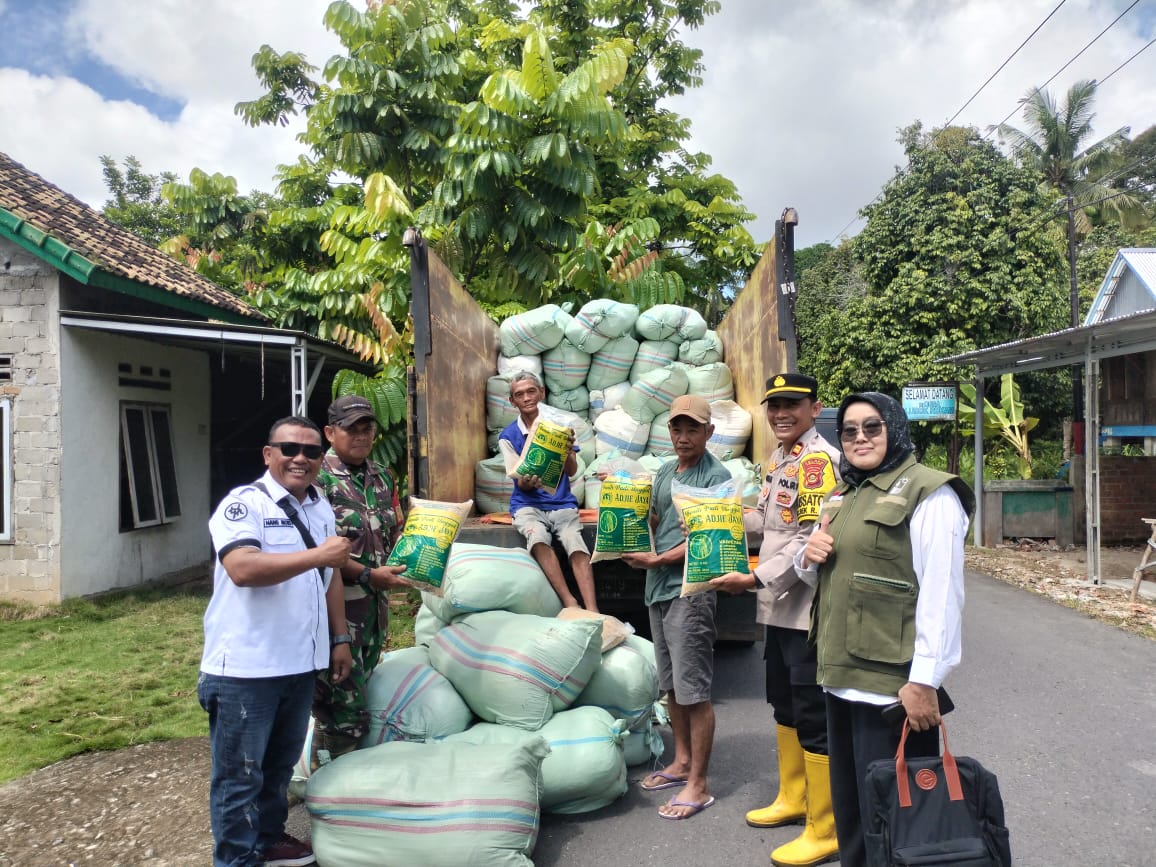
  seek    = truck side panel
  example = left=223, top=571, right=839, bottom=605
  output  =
left=407, top=239, right=497, bottom=504
left=715, top=238, right=788, bottom=466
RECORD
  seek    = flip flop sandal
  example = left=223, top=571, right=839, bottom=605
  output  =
left=640, top=771, right=688, bottom=791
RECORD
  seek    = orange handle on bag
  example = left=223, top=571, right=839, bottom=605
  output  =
left=895, top=718, right=964, bottom=808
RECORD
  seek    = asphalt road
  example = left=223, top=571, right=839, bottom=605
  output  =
left=532, top=571, right=1156, bottom=867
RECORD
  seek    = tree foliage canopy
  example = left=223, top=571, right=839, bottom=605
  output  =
left=797, top=123, right=1070, bottom=422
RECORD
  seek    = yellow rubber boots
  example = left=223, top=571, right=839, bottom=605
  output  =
left=770, top=751, right=839, bottom=867
left=746, top=724, right=806, bottom=827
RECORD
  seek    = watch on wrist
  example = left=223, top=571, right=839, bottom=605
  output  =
left=357, top=564, right=372, bottom=588
left=330, top=633, right=353, bottom=648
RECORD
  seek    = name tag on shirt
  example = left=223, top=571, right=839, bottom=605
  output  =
left=264, top=517, right=294, bottom=528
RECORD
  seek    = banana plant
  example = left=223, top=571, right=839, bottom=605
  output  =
left=959, top=373, right=1039, bottom=479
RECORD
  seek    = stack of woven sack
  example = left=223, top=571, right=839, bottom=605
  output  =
left=477, top=299, right=760, bottom=515
left=298, top=541, right=662, bottom=866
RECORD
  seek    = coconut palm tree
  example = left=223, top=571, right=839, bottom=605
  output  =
left=994, top=79, right=1144, bottom=233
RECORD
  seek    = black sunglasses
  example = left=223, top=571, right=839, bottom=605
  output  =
left=838, top=419, right=886, bottom=442
left=269, top=441, right=324, bottom=460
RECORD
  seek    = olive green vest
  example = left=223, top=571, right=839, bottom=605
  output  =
left=811, top=455, right=975, bottom=696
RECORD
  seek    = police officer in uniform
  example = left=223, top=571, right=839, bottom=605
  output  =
left=711, top=373, right=841, bottom=867
left=311, top=395, right=412, bottom=769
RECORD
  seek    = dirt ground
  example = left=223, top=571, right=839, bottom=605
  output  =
left=0, top=543, right=1152, bottom=867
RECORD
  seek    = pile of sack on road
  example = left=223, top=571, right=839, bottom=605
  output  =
left=292, top=542, right=663, bottom=866
left=476, top=300, right=761, bottom=514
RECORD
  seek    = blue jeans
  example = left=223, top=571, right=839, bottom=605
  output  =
left=198, top=671, right=315, bottom=867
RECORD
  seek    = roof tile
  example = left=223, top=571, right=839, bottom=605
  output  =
left=0, top=151, right=263, bottom=321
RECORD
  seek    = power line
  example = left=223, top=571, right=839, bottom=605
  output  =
left=986, top=0, right=1142, bottom=139
left=1098, top=33, right=1156, bottom=86
left=944, top=0, right=1069, bottom=128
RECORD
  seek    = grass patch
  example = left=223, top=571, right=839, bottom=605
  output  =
left=0, top=583, right=421, bottom=785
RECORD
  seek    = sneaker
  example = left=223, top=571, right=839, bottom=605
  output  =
left=263, top=833, right=316, bottom=867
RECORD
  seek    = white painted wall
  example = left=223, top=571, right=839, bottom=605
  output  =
left=60, top=329, right=210, bottom=598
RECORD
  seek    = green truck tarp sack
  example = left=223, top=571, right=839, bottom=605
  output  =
left=678, top=329, right=724, bottom=365
left=361, top=645, right=474, bottom=747
left=565, top=299, right=640, bottom=353
left=499, top=304, right=572, bottom=356
left=629, top=339, right=680, bottom=383
left=307, top=738, right=547, bottom=867
left=586, top=334, right=639, bottom=390
left=422, top=543, right=564, bottom=621
left=574, top=634, right=660, bottom=731
left=620, top=365, right=690, bottom=423
left=542, top=338, right=591, bottom=392
left=446, top=706, right=628, bottom=814
left=428, top=610, right=603, bottom=730
left=413, top=602, right=450, bottom=647
left=634, top=304, right=708, bottom=342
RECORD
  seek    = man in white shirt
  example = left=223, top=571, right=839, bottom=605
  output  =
left=199, top=416, right=352, bottom=867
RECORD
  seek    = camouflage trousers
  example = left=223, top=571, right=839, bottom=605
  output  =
left=312, top=589, right=388, bottom=742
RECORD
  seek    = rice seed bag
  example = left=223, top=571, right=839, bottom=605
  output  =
left=497, top=353, right=543, bottom=378
left=475, top=453, right=514, bottom=514
left=671, top=477, right=749, bottom=597
left=307, top=738, right=546, bottom=867
left=507, top=417, right=573, bottom=495
left=445, top=706, right=628, bottom=815
left=590, top=472, right=655, bottom=564
left=423, top=543, right=564, bottom=621
left=573, top=634, right=660, bottom=731
left=634, top=304, right=708, bottom=342
left=685, top=360, right=734, bottom=403
left=586, top=334, right=639, bottom=391
left=429, top=610, right=604, bottom=730
left=542, top=338, right=591, bottom=393
left=565, top=298, right=640, bottom=353
left=592, top=409, right=648, bottom=460
left=361, top=645, right=474, bottom=747
left=705, top=399, right=753, bottom=461
left=629, top=339, right=680, bottom=383
left=677, top=330, right=724, bottom=365
left=385, top=497, right=472, bottom=595
left=499, top=303, right=572, bottom=356
left=413, top=602, right=450, bottom=647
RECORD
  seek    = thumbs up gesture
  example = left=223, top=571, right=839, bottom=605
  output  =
left=803, top=512, right=834, bottom=567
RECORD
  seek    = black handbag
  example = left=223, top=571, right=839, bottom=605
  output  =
left=864, top=719, right=1012, bottom=866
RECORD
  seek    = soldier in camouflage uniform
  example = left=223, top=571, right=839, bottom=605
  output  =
left=311, top=395, right=411, bottom=769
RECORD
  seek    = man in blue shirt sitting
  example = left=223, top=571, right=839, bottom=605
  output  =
left=498, top=371, right=599, bottom=612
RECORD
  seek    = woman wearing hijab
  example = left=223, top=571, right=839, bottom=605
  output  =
left=797, top=392, right=974, bottom=867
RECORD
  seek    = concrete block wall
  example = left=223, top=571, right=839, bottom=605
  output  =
left=0, top=237, right=63, bottom=603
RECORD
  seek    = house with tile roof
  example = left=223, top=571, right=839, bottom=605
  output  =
left=0, top=151, right=370, bottom=603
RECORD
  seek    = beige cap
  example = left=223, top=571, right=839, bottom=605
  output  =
left=669, top=394, right=711, bottom=424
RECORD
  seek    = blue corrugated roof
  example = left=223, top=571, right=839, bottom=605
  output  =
left=1085, top=248, right=1156, bottom=324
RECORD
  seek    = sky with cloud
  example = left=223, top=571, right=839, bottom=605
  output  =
left=1, top=0, right=1154, bottom=249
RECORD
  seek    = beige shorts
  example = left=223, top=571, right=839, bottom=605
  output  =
left=512, top=506, right=589, bottom=557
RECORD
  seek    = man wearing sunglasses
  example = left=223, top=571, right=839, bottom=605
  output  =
left=200, top=416, right=353, bottom=867
left=311, top=395, right=412, bottom=771
left=710, top=372, right=841, bottom=867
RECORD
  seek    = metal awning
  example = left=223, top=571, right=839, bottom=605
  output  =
left=939, top=306, right=1156, bottom=584
left=941, top=307, right=1156, bottom=375
left=60, top=310, right=375, bottom=414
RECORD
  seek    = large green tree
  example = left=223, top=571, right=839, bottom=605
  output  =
left=799, top=123, right=1071, bottom=425
left=231, top=0, right=755, bottom=318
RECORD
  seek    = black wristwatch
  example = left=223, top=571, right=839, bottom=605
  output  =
left=330, top=633, right=353, bottom=648
left=356, top=564, right=373, bottom=588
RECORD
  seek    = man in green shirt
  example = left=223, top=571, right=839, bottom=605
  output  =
left=623, top=394, right=731, bottom=820
left=311, top=395, right=412, bottom=769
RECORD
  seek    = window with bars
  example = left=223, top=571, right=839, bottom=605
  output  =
left=119, top=403, right=181, bottom=530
